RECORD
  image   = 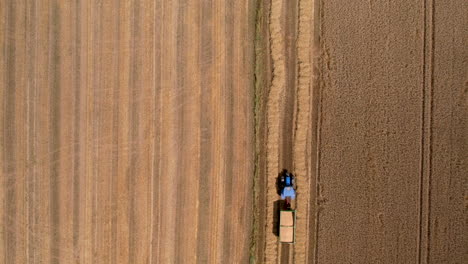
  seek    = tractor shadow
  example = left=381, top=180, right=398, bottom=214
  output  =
left=275, top=169, right=289, bottom=196
left=273, top=169, right=289, bottom=236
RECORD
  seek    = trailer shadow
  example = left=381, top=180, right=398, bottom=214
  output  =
left=272, top=199, right=284, bottom=236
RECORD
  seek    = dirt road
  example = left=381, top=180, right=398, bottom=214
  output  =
left=0, top=1, right=255, bottom=263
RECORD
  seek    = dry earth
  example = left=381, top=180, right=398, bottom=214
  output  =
left=0, top=0, right=255, bottom=263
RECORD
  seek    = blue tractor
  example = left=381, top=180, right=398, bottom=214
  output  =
left=279, top=170, right=296, bottom=209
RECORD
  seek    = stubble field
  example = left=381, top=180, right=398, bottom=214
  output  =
left=1, top=1, right=255, bottom=263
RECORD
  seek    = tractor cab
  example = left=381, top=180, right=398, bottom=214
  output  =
left=279, top=170, right=297, bottom=206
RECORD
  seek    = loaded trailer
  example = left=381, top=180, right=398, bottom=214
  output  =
left=278, top=170, right=297, bottom=244
left=279, top=209, right=296, bottom=243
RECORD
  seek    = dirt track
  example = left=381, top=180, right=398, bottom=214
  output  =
left=0, top=1, right=255, bottom=263
left=257, top=0, right=315, bottom=263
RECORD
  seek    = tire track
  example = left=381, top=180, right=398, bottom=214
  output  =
left=150, top=1, right=162, bottom=263
left=223, top=1, right=234, bottom=262
left=174, top=1, right=198, bottom=262
left=57, top=1, right=75, bottom=262
left=132, top=2, right=155, bottom=261
left=72, top=0, right=83, bottom=263
left=196, top=1, right=214, bottom=262
left=3, top=1, right=17, bottom=263
left=36, top=1, right=53, bottom=262
left=208, top=2, right=226, bottom=260
left=175, top=1, right=201, bottom=261
left=127, top=0, right=141, bottom=262
left=91, top=1, right=103, bottom=263
left=0, top=0, right=6, bottom=258
left=280, top=0, right=299, bottom=261
left=114, top=0, right=132, bottom=262
left=156, top=1, right=179, bottom=262
left=307, top=0, right=321, bottom=262
left=25, top=1, right=38, bottom=262
left=94, top=1, right=126, bottom=262
left=14, top=2, right=28, bottom=262
left=264, top=0, right=284, bottom=263
left=173, top=0, right=188, bottom=258
left=262, top=0, right=315, bottom=263
left=110, top=1, right=121, bottom=263
left=49, top=2, right=61, bottom=263
left=80, top=1, right=93, bottom=263
left=89, top=1, right=103, bottom=262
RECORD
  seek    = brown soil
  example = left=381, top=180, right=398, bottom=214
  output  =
left=255, top=0, right=466, bottom=263
left=0, top=1, right=255, bottom=263
left=312, top=0, right=467, bottom=263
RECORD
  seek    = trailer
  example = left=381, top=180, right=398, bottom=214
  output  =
left=279, top=209, right=296, bottom=243
left=278, top=170, right=297, bottom=244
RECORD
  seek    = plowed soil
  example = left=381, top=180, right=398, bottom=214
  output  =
left=0, top=1, right=255, bottom=263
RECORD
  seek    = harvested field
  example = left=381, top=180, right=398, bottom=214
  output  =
left=0, top=0, right=255, bottom=263
left=1, top=0, right=467, bottom=264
